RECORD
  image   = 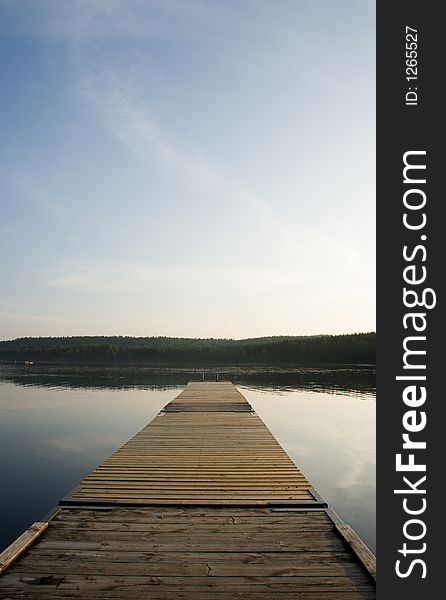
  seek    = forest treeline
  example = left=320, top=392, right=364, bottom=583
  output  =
left=0, top=333, right=375, bottom=365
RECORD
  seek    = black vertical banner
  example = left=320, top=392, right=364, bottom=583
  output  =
left=377, top=1, right=443, bottom=597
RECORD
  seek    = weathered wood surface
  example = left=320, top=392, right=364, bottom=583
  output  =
left=0, top=382, right=375, bottom=598
left=0, top=523, right=49, bottom=576
left=0, top=507, right=375, bottom=599
left=68, top=382, right=313, bottom=505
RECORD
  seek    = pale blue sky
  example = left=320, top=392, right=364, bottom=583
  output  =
left=0, top=0, right=375, bottom=339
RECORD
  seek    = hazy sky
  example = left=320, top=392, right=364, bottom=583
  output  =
left=0, top=0, right=375, bottom=340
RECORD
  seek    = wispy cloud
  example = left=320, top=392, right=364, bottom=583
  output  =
left=12, top=173, right=71, bottom=217
left=32, top=1, right=289, bottom=238
left=45, top=263, right=301, bottom=294
left=3, top=0, right=252, bottom=45
left=0, top=309, right=71, bottom=324
left=78, top=59, right=276, bottom=219
left=0, top=308, right=77, bottom=340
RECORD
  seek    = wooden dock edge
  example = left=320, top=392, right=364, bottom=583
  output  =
left=267, top=493, right=375, bottom=583
left=336, top=523, right=377, bottom=581
left=0, top=522, right=48, bottom=576
left=0, top=507, right=61, bottom=576
left=324, top=506, right=376, bottom=582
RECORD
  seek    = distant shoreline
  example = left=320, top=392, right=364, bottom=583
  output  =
left=0, top=333, right=375, bottom=366
left=0, top=361, right=376, bottom=369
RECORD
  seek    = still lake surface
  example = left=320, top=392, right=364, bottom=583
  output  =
left=0, top=365, right=375, bottom=554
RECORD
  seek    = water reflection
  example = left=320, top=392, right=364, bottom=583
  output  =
left=242, top=387, right=375, bottom=553
left=0, top=364, right=375, bottom=396
left=0, top=365, right=375, bottom=554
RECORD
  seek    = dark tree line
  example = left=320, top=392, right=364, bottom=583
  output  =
left=0, top=333, right=375, bottom=365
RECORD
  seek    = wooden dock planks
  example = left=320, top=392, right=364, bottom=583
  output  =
left=0, top=381, right=376, bottom=598
left=0, top=507, right=375, bottom=599
left=68, top=382, right=313, bottom=505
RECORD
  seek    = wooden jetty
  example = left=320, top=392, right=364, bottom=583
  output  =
left=0, top=382, right=376, bottom=598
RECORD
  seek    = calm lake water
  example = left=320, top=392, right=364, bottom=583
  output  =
left=0, top=365, right=375, bottom=553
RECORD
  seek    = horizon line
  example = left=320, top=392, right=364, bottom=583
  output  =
left=0, top=332, right=376, bottom=344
